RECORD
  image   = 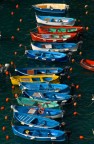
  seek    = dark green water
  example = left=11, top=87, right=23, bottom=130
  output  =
left=0, top=0, right=94, bottom=144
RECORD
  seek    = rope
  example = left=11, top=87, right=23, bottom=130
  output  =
left=85, top=101, right=94, bottom=107
left=30, top=20, right=36, bottom=24
left=78, top=111, right=94, bottom=116
left=30, top=26, right=38, bottom=31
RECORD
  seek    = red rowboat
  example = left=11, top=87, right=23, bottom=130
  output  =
left=30, top=32, right=77, bottom=42
left=37, top=25, right=84, bottom=34
left=80, top=59, right=94, bottom=71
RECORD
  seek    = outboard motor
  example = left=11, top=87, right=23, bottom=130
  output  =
left=0, top=63, right=10, bottom=74
left=63, top=66, right=70, bottom=75
left=0, top=32, right=1, bottom=39
left=4, top=63, right=10, bottom=72
left=67, top=52, right=73, bottom=61
left=70, top=83, right=75, bottom=96
left=59, top=73, right=66, bottom=83
left=77, top=41, right=83, bottom=49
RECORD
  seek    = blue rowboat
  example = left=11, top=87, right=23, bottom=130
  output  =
left=25, top=50, right=68, bottom=62
left=23, top=90, right=71, bottom=102
left=36, top=14, right=76, bottom=26
left=15, top=67, right=66, bottom=76
left=13, top=112, right=60, bottom=129
left=32, top=3, right=69, bottom=14
left=12, top=125, right=66, bottom=141
left=31, top=42, right=82, bottom=53
left=19, top=82, right=70, bottom=93
left=11, top=105, right=64, bottom=119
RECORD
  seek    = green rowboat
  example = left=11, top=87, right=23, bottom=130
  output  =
left=16, top=96, right=60, bottom=109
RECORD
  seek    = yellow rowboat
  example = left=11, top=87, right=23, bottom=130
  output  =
left=10, top=74, right=60, bottom=85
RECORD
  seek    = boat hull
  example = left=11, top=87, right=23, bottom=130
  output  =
left=11, top=105, right=64, bottom=119
left=19, top=82, right=70, bottom=93
left=37, top=26, right=84, bottom=34
left=12, top=125, right=66, bottom=141
left=32, top=3, right=69, bottom=14
left=13, top=112, right=60, bottom=129
left=16, top=97, right=60, bottom=109
left=80, top=59, right=94, bottom=71
left=31, top=42, right=80, bottom=52
left=30, top=32, right=77, bottom=43
left=25, top=50, right=68, bottom=63
left=36, top=15, right=76, bottom=26
left=15, top=67, right=64, bottom=76
left=10, top=74, right=60, bottom=85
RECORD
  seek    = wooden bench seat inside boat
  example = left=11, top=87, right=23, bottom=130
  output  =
left=38, top=5, right=47, bottom=9
left=27, top=70, right=34, bottom=75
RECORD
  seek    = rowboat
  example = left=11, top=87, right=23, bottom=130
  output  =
left=80, top=59, right=94, bottom=71
left=23, top=90, right=71, bottom=102
left=16, top=96, right=60, bottom=109
left=12, top=125, right=66, bottom=141
left=13, top=112, right=60, bottom=129
left=37, top=25, right=84, bottom=34
left=31, top=42, right=82, bottom=52
left=15, top=67, right=65, bottom=76
left=35, top=15, right=76, bottom=26
left=19, top=82, right=70, bottom=93
left=32, top=3, right=69, bottom=14
left=10, top=74, right=60, bottom=85
left=30, top=32, right=77, bottom=42
left=11, top=105, right=64, bottom=119
left=25, top=50, right=68, bottom=62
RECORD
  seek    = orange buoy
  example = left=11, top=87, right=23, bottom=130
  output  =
left=73, top=102, right=77, bottom=107
left=14, top=51, right=17, bottom=55
left=70, top=67, right=73, bottom=72
left=11, top=35, right=15, bottom=40
left=16, top=4, right=19, bottom=9
left=19, top=18, right=23, bottom=22
left=17, top=27, right=20, bottom=31
left=5, top=116, right=8, bottom=120
left=6, top=98, right=9, bottom=102
left=79, top=135, right=84, bottom=140
left=2, top=126, right=6, bottom=131
left=5, top=71, right=9, bottom=75
left=78, top=19, right=80, bottom=22
left=86, top=27, right=89, bottom=31
left=79, top=51, right=82, bottom=55
left=73, top=111, right=78, bottom=116
left=67, top=75, right=71, bottom=79
left=11, top=11, right=14, bottom=16
left=1, top=106, right=5, bottom=110
left=78, top=94, right=81, bottom=98
left=0, top=64, right=2, bottom=68
left=14, top=93, right=18, bottom=98
left=76, top=85, right=79, bottom=89
left=19, top=44, right=23, bottom=47
left=71, top=59, right=75, bottom=63
left=10, top=61, right=14, bottom=65
left=12, top=85, right=15, bottom=89
left=6, top=135, right=9, bottom=140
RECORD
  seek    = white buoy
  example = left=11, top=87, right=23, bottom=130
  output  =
left=5, top=63, right=10, bottom=68
left=92, top=129, right=94, bottom=135
left=0, top=32, right=1, bottom=39
left=92, top=94, right=94, bottom=101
